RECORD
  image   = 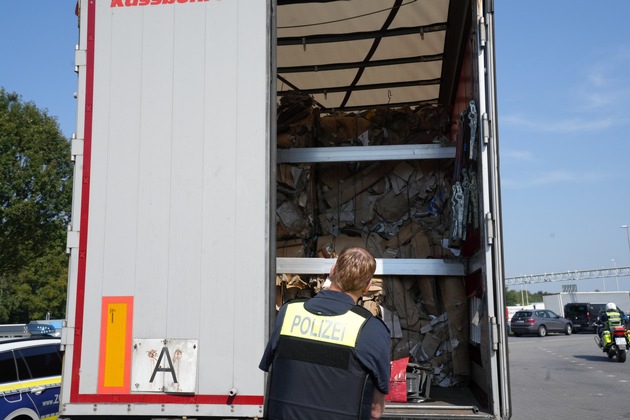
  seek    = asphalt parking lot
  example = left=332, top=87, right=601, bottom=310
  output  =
left=508, top=332, right=630, bottom=419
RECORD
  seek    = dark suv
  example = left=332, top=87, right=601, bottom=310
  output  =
left=563, top=303, right=606, bottom=333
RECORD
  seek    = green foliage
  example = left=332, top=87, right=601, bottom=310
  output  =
left=0, top=241, right=68, bottom=322
left=505, top=289, right=520, bottom=306
left=0, top=89, right=72, bottom=323
left=505, top=288, right=551, bottom=306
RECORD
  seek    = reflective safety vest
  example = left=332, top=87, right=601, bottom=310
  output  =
left=605, top=310, right=622, bottom=329
left=267, top=300, right=373, bottom=420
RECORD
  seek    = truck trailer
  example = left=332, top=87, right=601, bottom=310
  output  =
left=61, top=0, right=509, bottom=419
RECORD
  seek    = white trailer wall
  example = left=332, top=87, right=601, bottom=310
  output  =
left=62, top=1, right=270, bottom=417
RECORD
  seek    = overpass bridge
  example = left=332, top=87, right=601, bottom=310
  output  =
left=505, top=266, right=630, bottom=286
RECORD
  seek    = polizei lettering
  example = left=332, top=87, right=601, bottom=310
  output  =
left=111, top=0, right=210, bottom=8
left=289, top=314, right=347, bottom=342
left=280, top=302, right=366, bottom=346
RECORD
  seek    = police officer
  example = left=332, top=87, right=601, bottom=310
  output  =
left=259, top=247, right=391, bottom=420
left=598, top=302, right=622, bottom=336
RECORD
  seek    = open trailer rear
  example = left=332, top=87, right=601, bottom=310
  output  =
left=61, top=1, right=509, bottom=418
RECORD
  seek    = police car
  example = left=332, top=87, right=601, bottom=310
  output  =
left=0, top=336, right=62, bottom=420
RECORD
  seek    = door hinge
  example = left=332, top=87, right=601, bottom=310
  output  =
left=482, top=113, right=490, bottom=145
left=485, top=212, right=494, bottom=245
left=490, top=316, right=499, bottom=351
left=479, top=16, right=487, bottom=48
left=74, top=46, right=86, bottom=73
left=71, top=133, right=84, bottom=161
left=66, top=228, right=79, bottom=254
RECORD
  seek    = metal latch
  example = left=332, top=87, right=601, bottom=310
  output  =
left=479, top=16, right=487, bottom=48
left=485, top=212, right=494, bottom=245
left=66, top=228, right=79, bottom=254
left=74, top=46, right=86, bottom=73
left=71, top=133, right=84, bottom=161
left=482, top=113, right=490, bottom=145
left=490, top=316, right=498, bottom=351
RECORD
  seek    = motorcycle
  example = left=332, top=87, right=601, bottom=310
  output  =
left=594, top=322, right=630, bottom=363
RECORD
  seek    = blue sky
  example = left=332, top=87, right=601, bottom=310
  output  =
left=1, top=2, right=629, bottom=294
left=495, top=1, right=630, bottom=293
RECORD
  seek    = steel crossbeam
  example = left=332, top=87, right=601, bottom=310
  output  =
left=506, top=267, right=630, bottom=286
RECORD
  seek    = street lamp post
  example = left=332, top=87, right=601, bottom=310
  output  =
left=612, top=258, right=619, bottom=291
left=622, top=225, right=630, bottom=261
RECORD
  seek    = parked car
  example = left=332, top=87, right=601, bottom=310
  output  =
left=510, top=309, right=573, bottom=337
left=0, top=336, right=62, bottom=420
left=564, top=302, right=606, bottom=333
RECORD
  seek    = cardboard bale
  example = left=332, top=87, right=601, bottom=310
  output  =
left=420, top=312, right=448, bottom=334
left=320, top=201, right=355, bottom=236
left=280, top=274, right=315, bottom=302
left=415, top=104, right=450, bottom=132
left=276, top=239, right=305, bottom=258
left=417, top=276, right=439, bottom=316
left=273, top=103, right=471, bottom=389
left=317, top=163, right=355, bottom=190
left=323, top=161, right=397, bottom=208
left=362, top=299, right=380, bottom=317
left=282, top=113, right=315, bottom=149
left=410, top=231, right=432, bottom=259
left=381, top=305, right=403, bottom=339
left=382, top=277, right=425, bottom=331
left=318, top=115, right=371, bottom=146
left=353, top=190, right=377, bottom=227
left=316, top=235, right=367, bottom=256
left=367, top=106, right=417, bottom=140
left=277, top=200, right=310, bottom=239
left=381, top=221, right=423, bottom=249
left=391, top=329, right=421, bottom=360
left=439, top=276, right=470, bottom=377
left=361, top=278, right=384, bottom=316
left=374, top=189, right=411, bottom=223
left=277, top=96, right=316, bottom=149
left=413, top=332, right=441, bottom=362
left=277, top=164, right=306, bottom=191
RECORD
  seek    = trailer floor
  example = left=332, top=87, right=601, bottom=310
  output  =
left=383, top=387, right=494, bottom=419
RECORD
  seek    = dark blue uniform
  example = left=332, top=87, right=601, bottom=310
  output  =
left=259, top=289, right=391, bottom=420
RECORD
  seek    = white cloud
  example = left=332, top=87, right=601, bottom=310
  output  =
left=502, top=170, right=609, bottom=189
left=501, top=113, right=614, bottom=133
left=501, top=149, right=535, bottom=161
left=501, top=46, right=630, bottom=134
left=576, top=46, right=630, bottom=112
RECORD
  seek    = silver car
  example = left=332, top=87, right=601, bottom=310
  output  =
left=510, top=309, right=573, bottom=337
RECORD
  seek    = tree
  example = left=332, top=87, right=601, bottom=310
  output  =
left=0, top=89, right=72, bottom=322
left=505, top=287, right=552, bottom=307
left=505, top=289, right=520, bottom=306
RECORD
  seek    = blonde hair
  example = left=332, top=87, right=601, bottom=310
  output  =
left=330, top=247, right=376, bottom=293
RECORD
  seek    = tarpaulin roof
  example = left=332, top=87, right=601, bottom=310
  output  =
left=276, top=0, right=471, bottom=113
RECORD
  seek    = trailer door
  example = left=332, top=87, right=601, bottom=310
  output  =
left=62, top=1, right=272, bottom=417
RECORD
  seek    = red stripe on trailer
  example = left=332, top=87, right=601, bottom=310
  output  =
left=73, top=393, right=264, bottom=405
left=70, top=0, right=96, bottom=402
left=68, top=3, right=263, bottom=407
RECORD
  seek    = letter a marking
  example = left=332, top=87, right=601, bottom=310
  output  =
left=149, top=347, right=178, bottom=384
